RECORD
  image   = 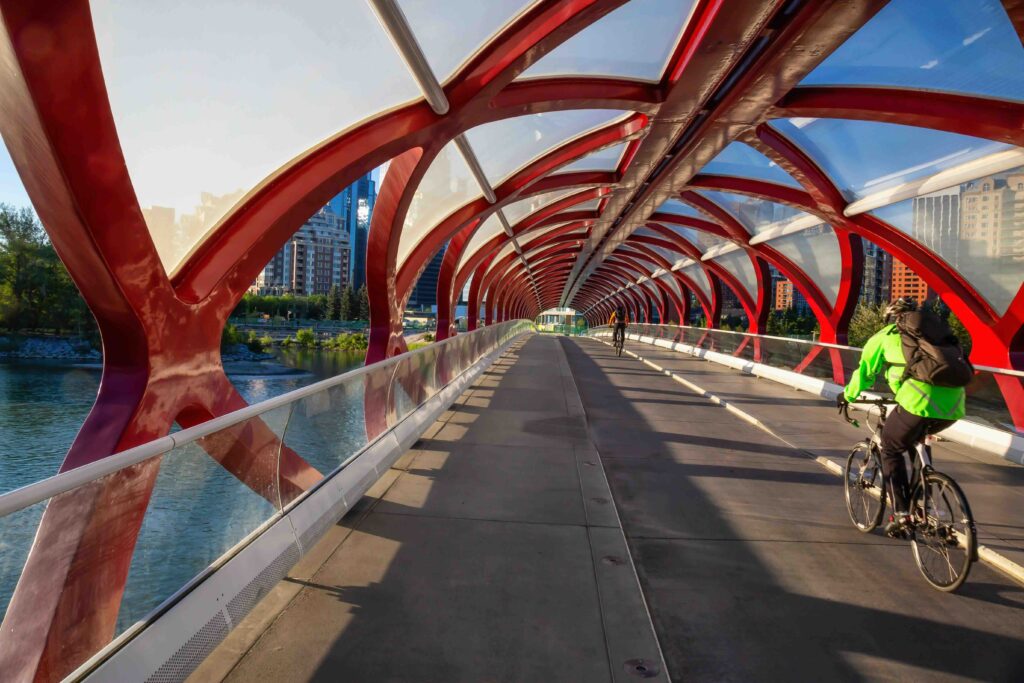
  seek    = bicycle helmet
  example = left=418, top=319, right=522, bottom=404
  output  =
left=883, top=297, right=917, bottom=323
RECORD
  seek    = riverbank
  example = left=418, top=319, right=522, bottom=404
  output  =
left=0, top=335, right=99, bottom=361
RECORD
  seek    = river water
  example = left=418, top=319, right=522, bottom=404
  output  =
left=0, top=349, right=364, bottom=635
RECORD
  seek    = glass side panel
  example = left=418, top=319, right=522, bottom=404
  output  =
left=711, top=250, right=758, bottom=301
left=695, top=189, right=811, bottom=237
left=654, top=197, right=705, bottom=220
left=872, top=170, right=1024, bottom=315
left=398, top=0, right=538, bottom=84
left=502, top=188, right=581, bottom=227
left=398, top=142, right=481, bottom=267
left=701, top=142, right=801, bottom=188
left=769, top=118, right=1012, bottom=203
left=557, top=142, right=628, bottom=173
left=462, top=214, right=506, bottom=264
left=518, top=0, right=696, bottom=82
left=762, top=225, right=843, bottom=302
left=91, top=0, right=421, bottom=274
left=678, top=262, right=712, bottom=302
left=801, top=0, right=1024, bottom=102
left=464, top=110, right=628, bottom=186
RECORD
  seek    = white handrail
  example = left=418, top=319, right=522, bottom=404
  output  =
left=0, top=321, right=532, bottom=519
left=589, top=323, right=1024, bottom=377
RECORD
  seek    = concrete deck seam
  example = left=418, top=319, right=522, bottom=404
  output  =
left=593, top=337, right=1024, bottom=591
left=558, top=338, right=672, bottom=682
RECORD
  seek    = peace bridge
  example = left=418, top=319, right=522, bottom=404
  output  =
left=1, top=1, right=1024, bottom=681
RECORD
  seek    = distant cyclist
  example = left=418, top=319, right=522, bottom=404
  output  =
left=609, top=306, right=629, bottom=347
left=838, top=298, right=972, bottom=537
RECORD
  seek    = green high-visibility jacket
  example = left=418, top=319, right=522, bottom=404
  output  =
left=843, top=324, right=965, bottom=420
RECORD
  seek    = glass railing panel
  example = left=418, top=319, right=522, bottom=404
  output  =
left=117, top=404, right=294, bottom=632
left=281, top=374, right=371, bottom=479
left=0, top=499, right=47, bottom=620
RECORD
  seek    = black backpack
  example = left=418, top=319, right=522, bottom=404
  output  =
left=893, top=310, right=974, bottom=388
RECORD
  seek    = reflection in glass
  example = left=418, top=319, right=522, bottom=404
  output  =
left=761, top=225, right=842, bottom=301
left=801, top=0, right=1024, bottom=102
left=710, top=249, right=758, bottom=300
left=872, top=168, right=1024, bottom=315
left=518, top=0, right=696, bottom=82
left=465, top=110, right=628, bottom=186
left=770, top=118, right=1011, bottom=203
left=694, top=190, right=810, bottom=237
left=701, top=142, right=800, bottom=188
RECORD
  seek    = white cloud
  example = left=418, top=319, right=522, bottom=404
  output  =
left=920, top=59, right=939, bottom=70
left=963, top=27, right=991, bottom=46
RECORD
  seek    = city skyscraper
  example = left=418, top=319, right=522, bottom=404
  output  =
left=327, top=173, right=376, bottom=290
left=890, top=257, right=932, bottom=303
left=408, top=246, right=445, bottom=311
left=254, top=207, right=350, bottom=296
left=860, top=241, right=892, bottom=305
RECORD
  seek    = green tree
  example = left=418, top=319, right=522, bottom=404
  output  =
left=357, top=284, right=370, bottom=321
left=340, top=285, right=354, bottom=321
left=947, top=311, right=972, bottom=355
left=847, top=302, right=886, bottom=347
left=326, top=285, right=342, bottom=321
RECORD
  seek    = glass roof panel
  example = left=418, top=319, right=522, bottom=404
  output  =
left=678, top=262, right=712, bottom=302
left=397, top=0, right=538, bottom=84
left=654, top=198, right=705, bottom=220
left=701, top=142, right=801, bottom=188
left=763, top=225, right=842, bottom=302
left=711, top=250, right=758, bottom=301
left=872, top=169, right=1024, bottom=316
left=398, top=142, right=481, bottom=267
left=695, top=190, right=810, bottom=237
left=572, top=198, right=604, bottom=212
left=502, top=188, right=580, bottom=227
left=461, top=214, right=506, bottom=265
left=91, top=0, right=421, bottom=274
left=518, top=0, right=696, bottom=82
left=770, top=118, right=1012, bottom=203
left=801, top=0, right=1024, bottom=102
left=557, top=142, right=628, bottom=173
left=465, top=110, right=629, bottom=186
left=647, top=224, right=726, bottom=254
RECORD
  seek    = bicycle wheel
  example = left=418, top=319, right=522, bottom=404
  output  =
left=910, top=471, right=976, bottom=592
left=844, top=442, right=885, bottom=532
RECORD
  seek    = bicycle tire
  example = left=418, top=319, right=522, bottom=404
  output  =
left=909, top=470, right=976, bottom=592
left=844, top=442, right=885, bottom=532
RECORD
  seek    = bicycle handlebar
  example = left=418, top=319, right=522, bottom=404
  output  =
left=839, top=396, right=897, bottom=429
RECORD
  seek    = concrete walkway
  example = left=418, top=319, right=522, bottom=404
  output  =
left=200, top=335, right=665, bottom=683
left=563, top=336, right=1024, bottom=681
left=198, top=333, right=1024, bottom=682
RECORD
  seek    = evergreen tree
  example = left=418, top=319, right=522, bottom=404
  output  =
left=342, top=285, right=357, bottom=321
left=357, top=284, right=370, bottom=321
left=847, top=302, right=886, bottom=347
left=326, top=286, right=341, bottom=321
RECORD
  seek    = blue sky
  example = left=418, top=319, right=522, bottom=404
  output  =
left=0, top=141, right=31, bottom=210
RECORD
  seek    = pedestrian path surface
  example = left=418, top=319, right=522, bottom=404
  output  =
left=198, top=334, right=1024, bottom=682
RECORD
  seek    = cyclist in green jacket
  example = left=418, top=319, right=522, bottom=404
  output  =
left=838, top=298, right=966, bottom=537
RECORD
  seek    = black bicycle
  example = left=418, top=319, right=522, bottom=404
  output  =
left=841, top=398, right=977, bottom=592
left=613, top=325, right=625, bottom=356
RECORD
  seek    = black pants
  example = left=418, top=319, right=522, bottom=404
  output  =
left=613, top=323, right=627, bottom=345
left=880, top=405, right=955, bottom=513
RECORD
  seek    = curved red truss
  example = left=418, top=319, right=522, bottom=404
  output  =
left=2, top=0, right=1024, bottom=678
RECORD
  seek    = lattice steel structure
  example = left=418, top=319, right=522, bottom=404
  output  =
left=0, top=0, right=1023, bottom=679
